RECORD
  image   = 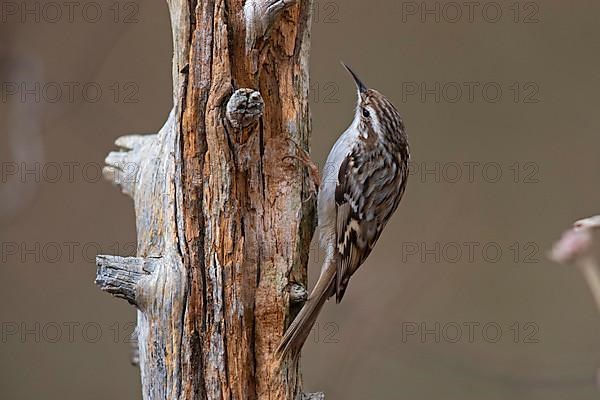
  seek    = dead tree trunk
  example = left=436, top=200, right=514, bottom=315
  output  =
left=96, top=0, right=320, bottom=398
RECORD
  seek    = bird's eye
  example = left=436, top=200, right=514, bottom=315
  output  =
left=362, top=108, right=370, bottom=118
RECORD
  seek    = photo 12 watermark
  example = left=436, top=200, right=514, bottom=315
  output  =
left=400, top=241, right=540, bottom=264
left=309, top=81, right=340, bottom=104
left=408, top=161, right=540, bottom=184
left=399, top=2, right=540, bottom=24
left=1, top=162, right=106, bottom=185
left=1, top=81, right=140, bottom=104
left=1, top=321, right=136, bottom=344
left=1, top=241, right=136, bottom=265
left=1, top=1, right=140, bottom=24
left=400, top=321, right=540, bottom=344
left=400, top=81, right=540, bottom=104
left=312, top=1, right=340, bottom=24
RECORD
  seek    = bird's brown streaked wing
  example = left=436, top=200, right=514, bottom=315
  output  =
left=334, top=144, right=408, bottom=303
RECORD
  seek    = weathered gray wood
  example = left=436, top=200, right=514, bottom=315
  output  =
left=98, top=108, right=188, bottom=398
left=244, top=0, right=300, bottom=49
left=301, top=393, right=325, bottom=400
left=95, top=255, right=159, bottom=306
left=95, top=0, right=319, bottom=398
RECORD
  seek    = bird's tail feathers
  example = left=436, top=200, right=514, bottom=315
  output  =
left=276, top=267, right=335, bottom=359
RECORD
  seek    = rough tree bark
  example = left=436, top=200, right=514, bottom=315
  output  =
left=96, top=0, right=322, bottom=399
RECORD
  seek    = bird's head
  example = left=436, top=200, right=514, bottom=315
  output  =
left=341, top=62, right=406, bottom=143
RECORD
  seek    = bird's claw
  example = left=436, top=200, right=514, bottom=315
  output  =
left=282, top=137, right=321, bottom=202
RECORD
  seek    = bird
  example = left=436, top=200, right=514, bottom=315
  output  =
left=277, top=63, right=410, bottom=358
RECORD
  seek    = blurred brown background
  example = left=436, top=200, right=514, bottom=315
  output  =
left=2, top=0, right=600, bottom=399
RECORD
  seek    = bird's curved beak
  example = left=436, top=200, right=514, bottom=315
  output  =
left=341, top=62, right=368, bottom=94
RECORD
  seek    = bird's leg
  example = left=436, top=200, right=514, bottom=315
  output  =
left=283, top=137, right=321, bottom=201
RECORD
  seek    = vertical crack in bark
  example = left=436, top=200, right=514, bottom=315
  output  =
left=177, top=77, right=194, bottom=400
left=258, top=121, right=267, bottom=201
left=180, top=0, right=216, bottom=397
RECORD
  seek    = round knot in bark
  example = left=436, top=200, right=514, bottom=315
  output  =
left=289, top=283, right=308, bottom=304
left=226, top=88, right=264, bottom=130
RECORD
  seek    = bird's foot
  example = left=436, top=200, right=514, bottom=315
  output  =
left=283, top=137, right=321, bottom=202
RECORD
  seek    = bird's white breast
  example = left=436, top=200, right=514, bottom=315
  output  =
left=317, top=124, right=360, bottom=259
